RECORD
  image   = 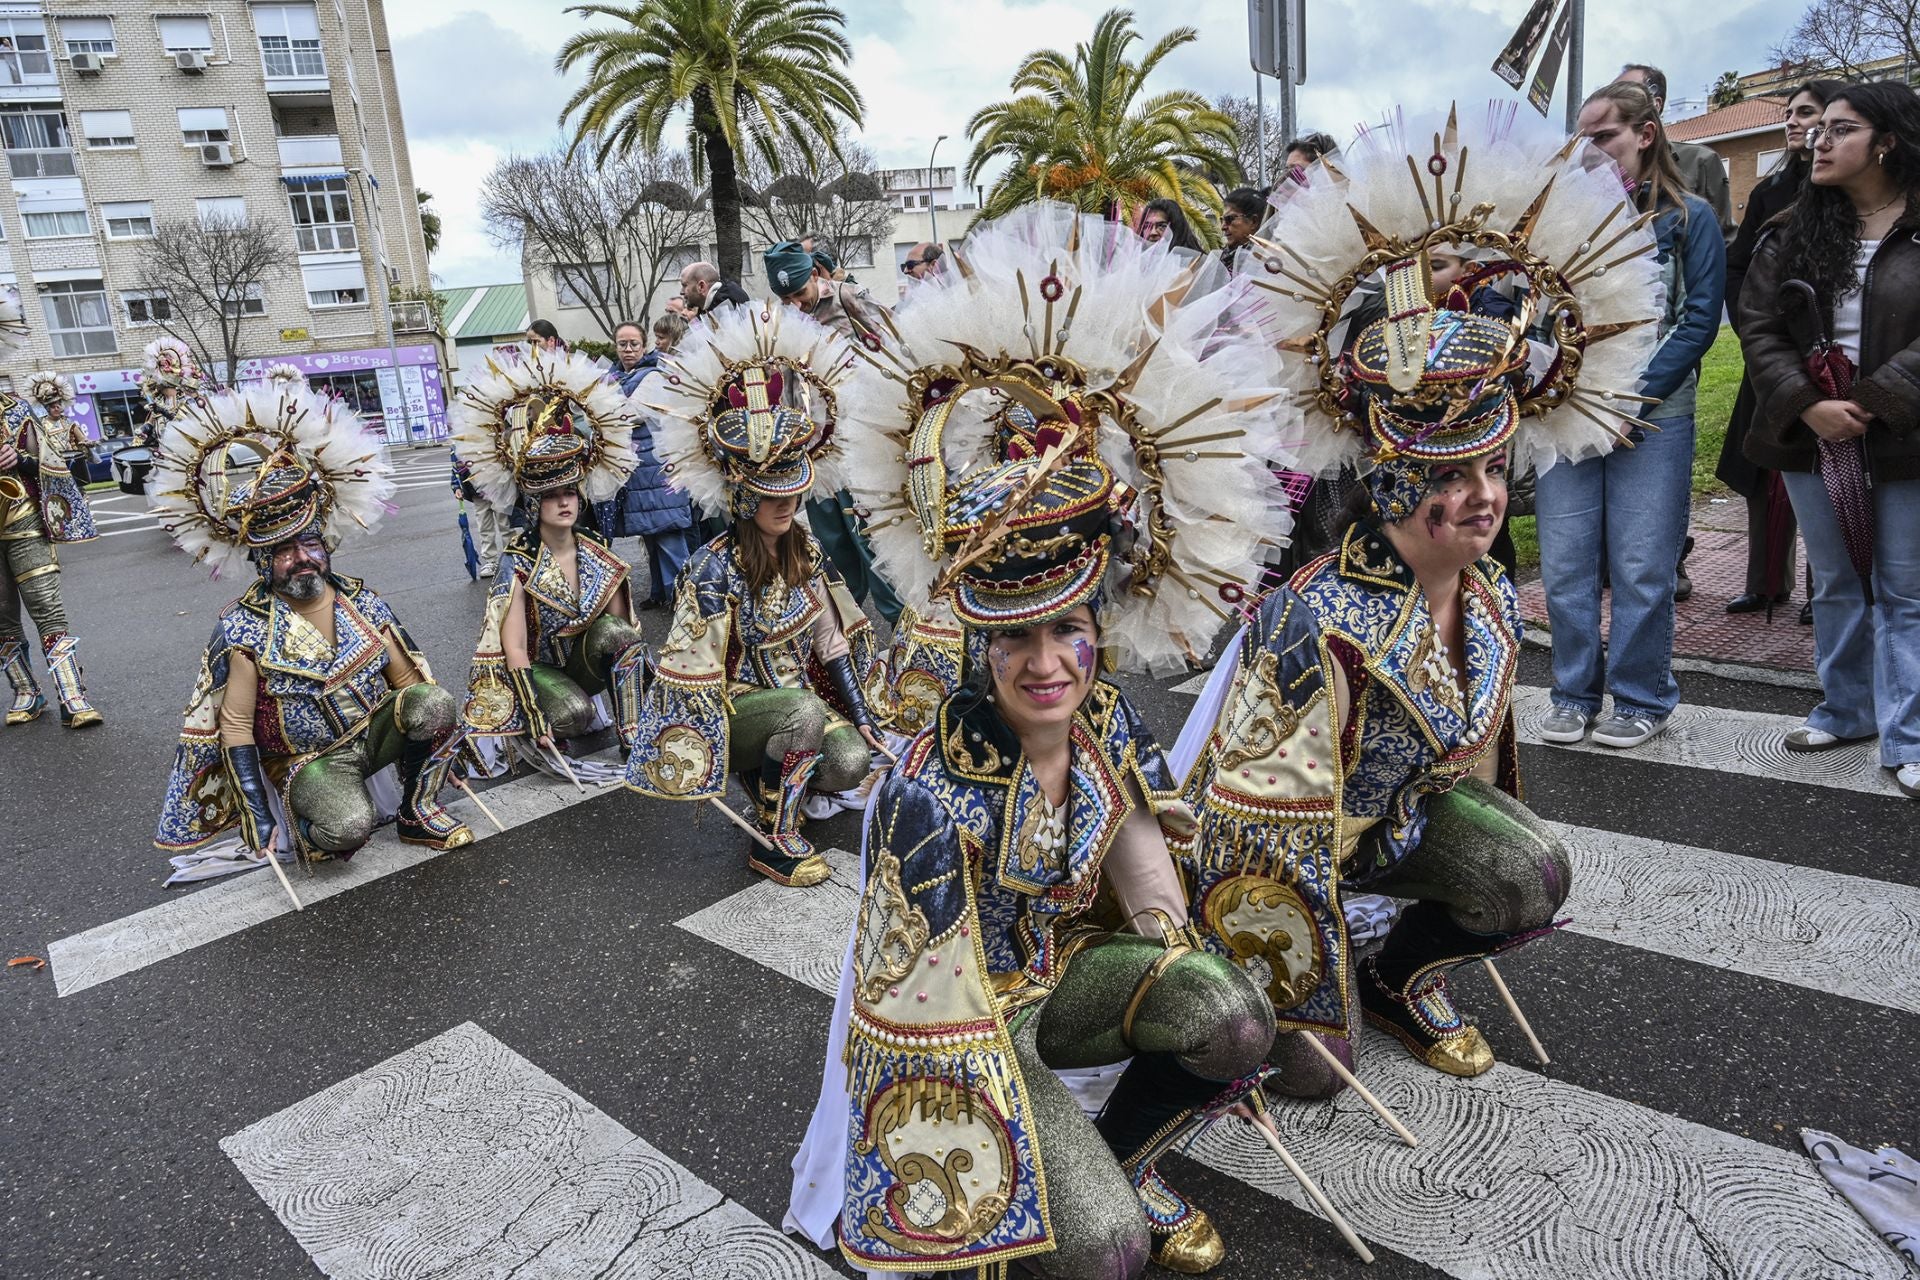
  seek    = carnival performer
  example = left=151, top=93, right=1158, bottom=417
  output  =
left=1, top=370, right=102, bottom=728
left=1174, top=107, right=1662, bottom=1087
left=150, top=379, right=472, bottom=880
left=452, top=345, right=644, bottom=779
left=138, top=336, right=206, bottom=444
left=627, top=303, right=888, bottom=889
left=786, top=205, right=1298, bottom=1276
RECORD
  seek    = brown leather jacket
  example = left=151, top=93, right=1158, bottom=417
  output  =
left=1738, top=220, right=1920, bottom=483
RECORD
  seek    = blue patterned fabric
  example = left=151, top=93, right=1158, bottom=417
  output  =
left=601, top=356, right=694, bottom=539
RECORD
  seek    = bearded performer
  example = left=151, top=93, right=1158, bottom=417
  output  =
left=151, top=380, right=472, bottom=879
left=627, top=303, right=889, bottom=888
left=453, top=346, right=644, bottom=777
left=1172, top=108, right=1663, bottom=1087
left=1, top=363, right=103, bottom=728
left=787, top=206, right=1300, bottom=1277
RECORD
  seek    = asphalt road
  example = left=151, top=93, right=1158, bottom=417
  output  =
left=2, top=450, right=1914, bottom=1280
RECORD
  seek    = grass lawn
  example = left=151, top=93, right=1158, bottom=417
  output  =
left=1508, top=323, right=1743, bottom=571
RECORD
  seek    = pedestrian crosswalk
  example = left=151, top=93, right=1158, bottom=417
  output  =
left=28, top=661, right=1920, bottom=1278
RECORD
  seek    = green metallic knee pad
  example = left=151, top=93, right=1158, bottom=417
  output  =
left=567, top=614, right=641, bottom=695
left=394, top=681, right=458, bottom=740
left=1421, top=777, right=1572, bottom=932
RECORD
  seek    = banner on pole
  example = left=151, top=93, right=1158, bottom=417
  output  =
left=1491, top=0, right=1559, bottom=89
left=1526, top=1, right=1575, bottom=117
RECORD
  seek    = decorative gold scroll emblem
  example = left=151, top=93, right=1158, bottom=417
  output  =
left=855, top=850, right=931, bottom=1004
left=861, top=1080, right=1015, bottom=1254
left=641, top=724, right=712, bottom=796
left=466, top=672, right=515, bottom=732
left=1202, top=874, right=1324, bottom=1009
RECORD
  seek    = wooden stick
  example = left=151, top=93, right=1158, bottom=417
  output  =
left=543, top=743, right=584, bottom=793
left=1302, top=1036, right=1419, bottom=1147
left=261, top=844, right=303, bottom=913
left=1482, top=958, right=1550, bottom=1066
left=450, top=774, right=507, bottom=835
left=708, top=796, right=775, bottom=851
left=1246, top=1105, right=1374, bottom=1264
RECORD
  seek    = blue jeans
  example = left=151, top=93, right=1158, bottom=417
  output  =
left=1535, top=416, right=1696, bottom=719
left=642, top=527, right=694, bottom=604
left=1781, top=469, right=1920, bottom=765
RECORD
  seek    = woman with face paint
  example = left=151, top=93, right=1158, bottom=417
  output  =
left=1192, top=114, right=1666, bottom=1091
left=454, top=347, right=647, bottom=782
left=789, top=207, right=1301, bottom=1278
left=625, top=305, right=887, bottom=888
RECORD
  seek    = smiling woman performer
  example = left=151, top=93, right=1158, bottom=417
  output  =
left=1176, top=111, right=1663, bottom=1089
left=785, top=206, right=1298, bottom=1278
left=454, top=347, right=645, bottom=780
left=625, top=304, right=889, bottom=888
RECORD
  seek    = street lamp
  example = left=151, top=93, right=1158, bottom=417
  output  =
left=926, top=135, right=948, bottom=246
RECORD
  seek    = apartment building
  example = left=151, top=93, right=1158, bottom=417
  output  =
left=0, top=1, right=443, bottom=444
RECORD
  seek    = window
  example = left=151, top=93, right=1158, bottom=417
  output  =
left=23, top=209, right=90, bottom=239
left=92, top=389, right=147, bottom=442
left=553, top=263, right=611, bottom=309
left=309, top=369, right=383, bottom=418
left=157, top=15, right=214, bottom=53
left=196, top=196, right=246, bottom=228
left=220, top=282, right=266, bottom=317
left=121, top=290, right=171, bottom=325
left=832, top=237, right=875, bottom=269
left=79, top=110, right=135, bottom=149
left=254, top=3, right=323, bottom=77
left=664, top=243, right=702, bottom=274
left=101, top=200, right=155, bottom=239
left=60, top=17, right=116, bottom=57
left=1, top=108, right=75, bottom=178
left=287, top=177, right=356, bottom=252
left=42, top=280, right=116, bottom=357
left=1755, top=147, right=1787, bottom=177
left=0, top=19, right=55, bottom=84
left=178, top=107, right=229, bottom=147
left=308, top=286, right=365, bottom=307
left=302, top=260, right=366, bottom=307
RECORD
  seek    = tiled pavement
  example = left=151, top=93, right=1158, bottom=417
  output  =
left=1518, top=497, right=1818, bottom=675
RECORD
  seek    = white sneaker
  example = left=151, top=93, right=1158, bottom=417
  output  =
left=1897, top=763, right=1920, bottom=800
left=1537, top=705, right=1592, bottom=744
left=1590, top=711, right=1668, bottom=750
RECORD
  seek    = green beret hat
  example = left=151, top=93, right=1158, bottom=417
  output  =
left=764, top=241, right=815, bottom=295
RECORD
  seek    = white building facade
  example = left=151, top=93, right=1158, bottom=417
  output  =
left=0, top=1, right=441, bottom=443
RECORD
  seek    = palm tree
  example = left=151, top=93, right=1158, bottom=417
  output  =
left=965, top=8, right=1241, bottom=246
left=556, top=0, right=863, bottom=289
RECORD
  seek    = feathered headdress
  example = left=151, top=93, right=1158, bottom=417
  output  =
left=1242, top=103, right=1664, bottom=484
left=641, top=302, right=855, bottom=519
left=451, top=345, right=637, bottom=509
left=838, top=203, right=1298, bottom=676
left=26, top=371, right=75, bottom=414
left=262, top=362, right=307, bottom=389
left=147, top=382, right=394, bottom=578
left=142, top=336, right=205, bottom=398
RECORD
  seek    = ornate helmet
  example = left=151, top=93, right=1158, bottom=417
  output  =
left=141, top=336, right=205, bottom=404
left=1243, top=104, right=1664, bottom=520
left=642, top=301, right=854, bottom=520
left=25, top=371, right=75, bottom=416
left=147, top=381, right=394, bottom=578
left=839, top=203, right=1300, bottom=676
left=450, top=344, right=637, bottom=510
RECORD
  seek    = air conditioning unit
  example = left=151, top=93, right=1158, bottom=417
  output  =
left=174, top=50, right=208, bottom=74
left=200, top=141, right=234, bottom=167
left=70, top=52, right=104, bottom=75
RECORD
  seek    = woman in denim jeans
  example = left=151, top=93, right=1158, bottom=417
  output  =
left=1738, top=81, right=1920, bottom=800
left=1535, top=82, right=1727, bottom=749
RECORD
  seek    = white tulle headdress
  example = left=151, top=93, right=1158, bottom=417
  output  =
left=26, top=371, right=75, bottom=414
left=147, top=382, right=395, bottom=579
left=451, top=345, right=637, bottom=510
left=141, top=336, right=205, bottom=401
left=1243, top=103, right=1665, bottom=493
left=640, top=301, right=856, bottom=520
left=262, top=362, right=307, bottom=390
left=838, top=203, right=1299, bottom=676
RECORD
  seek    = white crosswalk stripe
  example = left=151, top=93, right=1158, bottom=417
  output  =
left=675, top=848, right=1909, bottom=1280
left=222, top=1022, right=834, bottom=1280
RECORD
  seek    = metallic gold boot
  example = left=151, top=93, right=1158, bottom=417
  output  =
left=1360, top=956, right=1494, bottom=1078
left=2, top=639, right=44, bottom=725
left=746, top=750, right=829, bottom=887
left=43, top=633, right=101, bottom=728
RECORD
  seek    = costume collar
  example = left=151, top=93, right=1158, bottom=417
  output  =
left=523, top=535, right=626, bottom=627
left=254, top=577, right=384, bottom=688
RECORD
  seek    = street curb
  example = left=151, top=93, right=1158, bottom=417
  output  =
left=1518, top=630, right=1823, bottom=692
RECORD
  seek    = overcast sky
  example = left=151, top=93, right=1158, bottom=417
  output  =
left=387, top=0, right=1807, bottom=289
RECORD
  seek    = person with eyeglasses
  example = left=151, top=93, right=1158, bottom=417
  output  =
left=1738, top=80, right=1920, bottom=799
left=900, top=241, right=942, bottom=282
left=1135, top=198, right=1201, bottom=251
left=1217, top=187, right=1266, bottom=270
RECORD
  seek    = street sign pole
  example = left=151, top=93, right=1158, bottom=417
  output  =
left=1277, top=0, right=1298, bottom=145
left=1564, top=0, right=1585, bottom=134
left=1248, top=0, right=1303, bottom=179
left=1255, top=72, right=1268, bottom=184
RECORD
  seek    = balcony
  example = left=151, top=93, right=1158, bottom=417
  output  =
left=0, top=48, right=60, bottom=102
left=390, top=300, right=434, bottom=334
left=277, top=134, right=343, bottom=168
left=7, top=148, right=76, bottom=179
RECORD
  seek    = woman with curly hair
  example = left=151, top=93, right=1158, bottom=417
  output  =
left=1738, top=79, right=1920, bottom=798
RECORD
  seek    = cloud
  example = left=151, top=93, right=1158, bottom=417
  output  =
left=392, top=12, right=573, bottom=145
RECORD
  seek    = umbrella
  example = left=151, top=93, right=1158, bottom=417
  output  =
left=1783, top=279, right=1875, bottom=604
left=1761, top=470, right=1794, bottom=621
left=456, top=496, right=480, bottom=581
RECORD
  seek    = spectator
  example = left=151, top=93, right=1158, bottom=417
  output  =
left=1535, top=81, right=1727, bottom=750
left=680, top=261, right=750, bottom=317
left=1135, top=198, right=1202, bottom=251
left=1218, top=186, right=1266, bottom=269
left=1738, top=80, right=1920, bottom=798
left=1616, top=63, right=1734, bottom=235
left=600, top=317, right=694, bottom=609
left=663, top=295, right=694, bottom=321
left=524, top=318, right=565, bottom=352
left=452, top=450, right=506, bottom=579
left=1284, top=131, right=1339, bottom=174
left=1720, top=78, right=1846, bottom=618
left=902, top=241, right=944, bottom=284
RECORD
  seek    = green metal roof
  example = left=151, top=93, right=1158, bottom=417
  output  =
left=445, top=282, right=529, bottom=341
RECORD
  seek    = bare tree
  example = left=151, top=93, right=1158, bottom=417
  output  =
left=480, top=144, right=706, bottom=336
left=740, top=124, right=895, bottom=275
left=1773, top=0, right=1920, bottom=78
left=131, top=214, right=292, bottom=389
left=1214, top=93, right=1282, bottom=188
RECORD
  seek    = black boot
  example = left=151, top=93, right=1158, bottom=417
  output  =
left=747, top=750, right=828, bottom=887
left=1360, top=902, right=1515, bottom=1077
left=1095, top=1053, right=1235, bottom=1274
left=396, top=735, right=474, bottom=850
